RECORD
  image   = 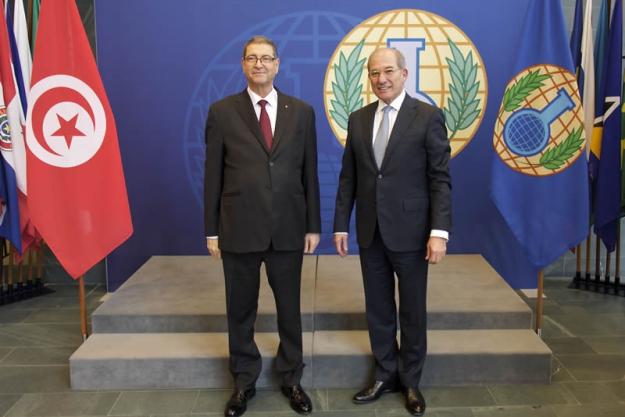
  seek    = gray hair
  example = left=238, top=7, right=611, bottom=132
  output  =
left=242, top=35, right=278, bottom=58
left=367, top=47, right=406, bottom=70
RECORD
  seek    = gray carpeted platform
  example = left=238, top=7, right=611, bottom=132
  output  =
left=70, top=255, right=551, bottom=389
left=70, top=329, right=550, bottom=389
left=91, top=255, right=531, bottom=333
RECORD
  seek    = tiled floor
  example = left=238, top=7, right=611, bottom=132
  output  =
left=0, top=278, right=624, bottom=417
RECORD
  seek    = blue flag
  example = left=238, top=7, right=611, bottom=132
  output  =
left=621, top=69, right=625, bottom=216
left=0, top=152, right=21, bottom=252
left=570, top=0, right=583, bottom=78
left=5, top=2, right=28, bottom=117
left=590, top=0, right=610, bottom=180
left=490, top=0, right=590, bottom=269
left=0, top=5, right=23, bottom=253
left=592, top=0, right=622, bottom=252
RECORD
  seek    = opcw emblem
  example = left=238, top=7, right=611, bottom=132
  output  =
left=493, top=65, right=585, bottom=176
left=323, top=9, right=488, bottom=157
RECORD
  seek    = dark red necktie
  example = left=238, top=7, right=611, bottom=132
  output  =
left=258, top=99, right=273, bottom=150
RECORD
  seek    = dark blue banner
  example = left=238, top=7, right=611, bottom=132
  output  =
left=96, top=0, right=576, bottom=290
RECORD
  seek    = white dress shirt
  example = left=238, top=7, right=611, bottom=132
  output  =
left=247, top=87, right=278, bottom=135
left=372, top=90, right=405, bottom=148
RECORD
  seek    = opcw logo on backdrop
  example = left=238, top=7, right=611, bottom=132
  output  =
left=324, top=9, right=487, bottom=157
left=493, top=65, right=584, bottom=176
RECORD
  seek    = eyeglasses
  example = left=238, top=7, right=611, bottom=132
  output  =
left=369, top=67, right=401, bottom=79
left=243, top=55, right=277, bottom=65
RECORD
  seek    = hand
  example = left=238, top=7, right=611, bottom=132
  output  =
left=425, top=236, right=446, bottom=264
left=207, top=238, right=221, bottom=259
left=334, top=234, right=349, bottom=257
left=304, top=233, right=320, bottom=254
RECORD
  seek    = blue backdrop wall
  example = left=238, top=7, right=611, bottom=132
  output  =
left=96, top=0, right=566, bottom=291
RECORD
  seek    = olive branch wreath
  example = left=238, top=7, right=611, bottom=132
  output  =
left=443, top=38, right=481, bottom=140
left=329, top=40, right=366, bottom=131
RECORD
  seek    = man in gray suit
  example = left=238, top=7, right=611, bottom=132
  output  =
left=204, top=35, right=320, bottom=417
left=333, top=48, right=451, bottom=416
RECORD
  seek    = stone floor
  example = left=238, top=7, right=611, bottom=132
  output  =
left=0, top=278, right=624, bottom=417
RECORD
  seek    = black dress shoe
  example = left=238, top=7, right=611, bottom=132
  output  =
left=404, top=387, right=426, bottom=416
left=224, top=387, right=256, bottom=417
left=281, top=384, right=313, bottom=415
left=352, top=379, right=399, bottom=404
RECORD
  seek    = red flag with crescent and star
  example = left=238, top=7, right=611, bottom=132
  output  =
left=26, top=0, right=133, bottom=278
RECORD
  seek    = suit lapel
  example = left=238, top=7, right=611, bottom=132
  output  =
left=362, top=103, right=377, bottom=169
left=381, top=95, right=418, bottom=170
left=234, top=90, right=270, bottom=155
left=272, top=92, right=293, bottom=155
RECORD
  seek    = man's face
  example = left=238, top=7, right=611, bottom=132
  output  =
left=241, top=43, right=280, bottom=91
left=368, top=49, right=408, bottom=104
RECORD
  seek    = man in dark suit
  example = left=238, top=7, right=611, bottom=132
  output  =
left=333, top=48, right=451, bottom=416
left=204, top=35, right=320, bottom=417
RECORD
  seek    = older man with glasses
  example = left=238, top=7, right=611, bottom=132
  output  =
left=204, top=35, right=321, bottom=417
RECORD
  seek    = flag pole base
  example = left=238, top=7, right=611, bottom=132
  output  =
left=0, top=283, right=54, bottom=305
left=568, top=271, right=582, bottom=289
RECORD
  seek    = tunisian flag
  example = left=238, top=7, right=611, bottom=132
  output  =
left=25, top=0, right=133, bottom=278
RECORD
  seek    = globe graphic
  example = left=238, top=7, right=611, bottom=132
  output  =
left=183, top=12, right=361, bottom=253
left=504, top=111, right=547, bottom=156
left=323, top=9, right=488, bottom=157
left=493, top=65, right=584, bottom=176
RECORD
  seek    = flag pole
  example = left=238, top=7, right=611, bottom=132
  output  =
left=7, top=246, right=14, bottom=298
left=78, top=275, right=88, bottom=340
left=17, top=257, right=24, bottom=294
left=0, top=239, right=5, bottom=303
left=534, top=270, right=544, bottom=336
left=584, top=233, right=591, bottom=287
left=604, top=251, right=612, bottom=292
left=26, top=0, right=33, bottom=43
left=26, top=249, right=33, bottom=294
left=36, top=245, right=43, bottom=290
left=594, top=235, right=601, bottom=286
left=574, top=243, right=582, bottom=287
left=615, top=223, right=621, bottom=293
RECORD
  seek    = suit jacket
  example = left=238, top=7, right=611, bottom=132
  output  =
left=334, top=94, right=451, bottom=252
left=204, top=89, right=321, bottom=253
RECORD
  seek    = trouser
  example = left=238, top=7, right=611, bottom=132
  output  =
left=222, top=247, right=304, bottom=390
left=359, top=227, right=429, bottom=388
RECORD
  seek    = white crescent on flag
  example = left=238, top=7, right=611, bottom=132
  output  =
left=26, top=74, right=106, bottom=168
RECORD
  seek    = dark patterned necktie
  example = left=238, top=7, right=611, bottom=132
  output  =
left=258, top=99, right=272, bottom=150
